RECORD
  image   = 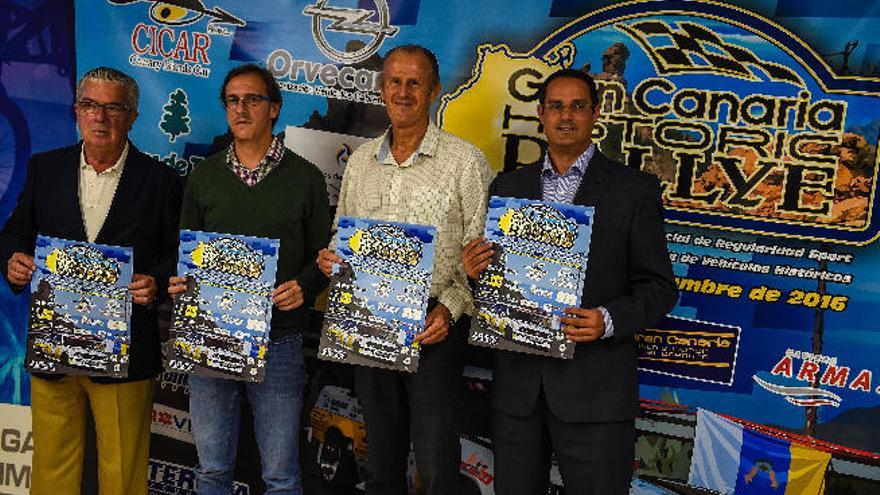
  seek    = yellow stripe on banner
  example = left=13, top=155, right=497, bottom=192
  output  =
left=786, top=443, right=831, bottom=495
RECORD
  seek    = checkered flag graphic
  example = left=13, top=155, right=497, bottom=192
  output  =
left=617, top=20, right=804, bottom=87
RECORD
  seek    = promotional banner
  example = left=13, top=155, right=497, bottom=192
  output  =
left=165, top=230, right=279, bottom=382
left=320, top=217, right=435, bottom=372
left=470, top=196, right=594, bottom=359
left=12, top=0, right=873, bottom=492
left=27, top=236, right=133, bottom=378
left=0, top=403, right=32, bottom=494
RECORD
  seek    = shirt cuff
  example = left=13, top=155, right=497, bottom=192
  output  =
left=598, top=306, right=614, bottom=339
left=438, top=289, right=469, bottom=322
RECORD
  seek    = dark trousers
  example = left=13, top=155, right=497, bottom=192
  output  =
left=492, top=389, right=635, bottom=495
left=355, top=320, right=466, bottom=495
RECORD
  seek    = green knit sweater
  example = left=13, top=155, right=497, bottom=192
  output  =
left=180, top=149, right=331, bottom=340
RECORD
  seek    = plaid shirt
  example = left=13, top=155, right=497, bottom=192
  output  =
left=226, top=133, right=285, bottom=187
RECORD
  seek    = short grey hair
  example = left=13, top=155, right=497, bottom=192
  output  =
left=76, top=66, right=140, bottom=112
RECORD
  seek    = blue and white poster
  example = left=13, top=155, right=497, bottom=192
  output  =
left=470, top=197, right=594, bottom=359
left=164, top=230, right=279, bottom=382
left=320, top=217, right=435, bottom=372
left=26, top=236, right=133, bottom=378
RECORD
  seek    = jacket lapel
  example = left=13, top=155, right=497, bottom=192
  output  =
left=572, top=150, right=611, bottom=207
left=519, top=163, right=543, bottom=200
left=61, top=144, right=88, bottom=241
left=95, top=144, right=146, bottom=244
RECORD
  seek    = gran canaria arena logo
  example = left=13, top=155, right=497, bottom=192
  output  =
left=349, top=224, right=422, bottom=266
left=439, top=0, right=880, bottom=244
left=111, top=0, right=245, bottom=78
left=190, top=238, right=264, bottom=279
left=499, top=204, right=578, bottom=249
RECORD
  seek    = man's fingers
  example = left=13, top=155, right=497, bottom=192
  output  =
left=317, top=249, right=342, bottom=274
left=273, top=281, right=304, bottom=310
left=8, top=262, right=31, bottom=278
left=273, top=285, right=302, bottom=302
left=415, top=318, right=444, bottom=342
left=475, top=259, right=492, bottom=273
left=471, top=247, right=495, bottom=265
left=462, top=237, right=486, bottom=254
left=11, top=253, right=35, bottom=270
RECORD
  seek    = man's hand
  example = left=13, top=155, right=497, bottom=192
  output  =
left=168, top=276, right=187, bottom=298
left=416, top=303, right=452, bottom=345
left=6, top=252, right=35, bottom=286
left=461, top=237, right=494, bottom=280
left=560, top=307, right=606, bottom=343
left=316, top=248, right=341, bottom=278
left=130, top=274, right=157, bottom=306
left=273, top=279, right=304, bottom=311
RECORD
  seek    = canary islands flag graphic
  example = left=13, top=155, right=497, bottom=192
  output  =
left=688, top=409, right=830, bottom=494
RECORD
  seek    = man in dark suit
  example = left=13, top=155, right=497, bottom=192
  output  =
left=0, top=66, right=181, bottom=495
left=462, top=68, right=678, bottom=494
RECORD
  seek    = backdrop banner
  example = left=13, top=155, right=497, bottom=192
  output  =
left=1, top=0, right=876, bottom=493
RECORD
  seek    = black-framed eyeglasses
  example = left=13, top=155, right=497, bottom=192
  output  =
left=74, top=99, right=131, bottom=117
left=543, top=101, right=593, bottom=115
left=222, top=94, right=272, bottom=109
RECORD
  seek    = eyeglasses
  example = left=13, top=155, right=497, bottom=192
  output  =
left=543, top=101, right=593, bottom=115
left=222, top=94, right=272, bottom=109
left=75, top=99, right=131, bottom=117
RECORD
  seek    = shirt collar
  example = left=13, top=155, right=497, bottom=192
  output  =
left=227, top=132, right=285, bottom=171
left=79, top=141, right=129, bottom=175
left=376, top=121, right=440, bottom=167
left=542, top=143, right=595, bottom=178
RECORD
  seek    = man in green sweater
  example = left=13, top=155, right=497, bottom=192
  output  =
left=168, top=63, right=330, bottom=495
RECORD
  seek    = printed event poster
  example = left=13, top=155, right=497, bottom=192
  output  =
left=164, top=230, right=279, bottom=382
left=319, top=217, right=436, bottom=372
left=27, top=236, right=133, bottom=377
left=470, top=197, right=594, bottom=359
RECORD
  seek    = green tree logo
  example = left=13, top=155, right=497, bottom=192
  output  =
left=160, top=89, right=191, bottom=142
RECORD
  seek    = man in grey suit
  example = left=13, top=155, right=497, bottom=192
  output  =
left=463, top=68, right=678, bottom=494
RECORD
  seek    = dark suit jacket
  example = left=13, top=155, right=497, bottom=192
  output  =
left=0, top=142, right=183, bottom=383
left=489, top=150, right=678, bottom=423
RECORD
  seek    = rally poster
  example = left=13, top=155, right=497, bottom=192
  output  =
left=164, top=230, right=278, bottom=382
left=319, top=217, right=435, bottom=372
left=470, top=196, right=593, bottom=359
left=26, top=236, right=133, bottom=378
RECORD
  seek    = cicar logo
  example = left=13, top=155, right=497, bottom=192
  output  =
left=303, top=0, right=399, bottom=65
left=112, top=0, right=246, bottom=78
left=439, top=0, right=880, bottom=245
left=109, top=0, right=244, bottom=27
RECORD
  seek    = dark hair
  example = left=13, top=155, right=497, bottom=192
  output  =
left=220, top=63, right=283, bottom=124
left=537, top=68, right=599, bottom=107
left=382, top=44, right=440, bottom=86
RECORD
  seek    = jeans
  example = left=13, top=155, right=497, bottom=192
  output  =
left=189, top=334, right=306, bottom=495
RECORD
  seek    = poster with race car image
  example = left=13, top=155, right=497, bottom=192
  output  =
left=319, top=217, right=436, bottom=372
left=26, top=235, right=133, bottom=377
left=164, top=230, right=278, bottom=382
left=470, top=197, right=594, bottom=359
